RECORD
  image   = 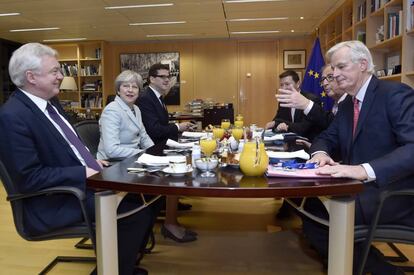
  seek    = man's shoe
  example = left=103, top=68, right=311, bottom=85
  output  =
left=178, top=202, right=192, bottom=211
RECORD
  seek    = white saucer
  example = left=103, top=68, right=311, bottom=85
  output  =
left=162, top=167, right=193, bottom=177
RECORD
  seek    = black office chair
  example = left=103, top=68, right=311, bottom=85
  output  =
left=73, top=119, right=156, bottom=253
left=74, top=120, right=100, bottom=158
left=0, top=159, right=96, bottom=274
left=354, top=189, right=414, bottom=275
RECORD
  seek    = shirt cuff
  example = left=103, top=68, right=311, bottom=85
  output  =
left=175, top=123, right=180, bottom=131
left=361, top=163, right=376, bottom=182
left=303, top=101, right=314, bottom=116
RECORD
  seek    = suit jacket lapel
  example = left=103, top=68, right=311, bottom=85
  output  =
left=114, top=96, right=140, bottom=128
left=148, top=89, right=169, bottom=121
left=15, top=90, right=81, bottom=163
left=353, top=77, right=378, bottom=140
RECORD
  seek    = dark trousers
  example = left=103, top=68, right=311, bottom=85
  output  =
left=89, top=193, right=162, bottom=275
left=300, top=197, right=391, bottom=275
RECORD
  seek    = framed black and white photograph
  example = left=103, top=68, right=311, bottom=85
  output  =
left=120, top=52, right=180, bottom=105
left=283, top=50, right=306, bottom=69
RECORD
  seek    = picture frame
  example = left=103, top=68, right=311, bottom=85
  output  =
left=283, top=50, right=306, bottom=69
left=120, top=52, right=180, bottom=105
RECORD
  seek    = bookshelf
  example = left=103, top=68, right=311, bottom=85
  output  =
left=318, top=0, right=414, bottom=87
left=47, top=41, right=106, bottom=115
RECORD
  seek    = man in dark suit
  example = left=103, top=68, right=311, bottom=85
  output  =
left=0, top=43, right=156, bottom=275
left=304, top=40, right=414, bottom=274
left=265, top=70, right=323, bottom=141
left=136, top=63, right=193, bottom=145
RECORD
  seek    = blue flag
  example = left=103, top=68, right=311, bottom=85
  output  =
left=301, top=38, right=333, bottom=111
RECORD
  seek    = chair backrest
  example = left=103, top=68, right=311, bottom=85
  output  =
left=0, top=159, right=28, bottom=239
left=74, top=120, right=100, bottom=158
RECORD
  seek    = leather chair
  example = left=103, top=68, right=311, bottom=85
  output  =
left=74, top=120, right=100, bottom=158
left=0, top=159, right=96, bottom=274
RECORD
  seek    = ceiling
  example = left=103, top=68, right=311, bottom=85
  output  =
left=0, top=0, right=344, bottom=43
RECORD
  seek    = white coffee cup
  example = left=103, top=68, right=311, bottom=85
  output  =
left=169, top=156, right=188, bottom=173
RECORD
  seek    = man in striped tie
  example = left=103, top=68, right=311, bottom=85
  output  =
left=0, top=42, right=154, bottom=275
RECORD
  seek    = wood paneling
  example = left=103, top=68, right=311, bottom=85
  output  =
left=104, top=37, right=313, bottom=122
left=238, top=40, right=279, bottom=127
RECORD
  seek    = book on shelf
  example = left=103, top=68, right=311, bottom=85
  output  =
left=61, top=63, right=78, bottom=77
left=357, top=31, right=366, bottom=43
left=358, top=1, right=367, bottom=21
left=407, top=0, right=414, bottom=31
left=387, top=11, right=402, bottom=39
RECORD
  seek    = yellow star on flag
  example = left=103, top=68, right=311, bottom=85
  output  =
left=308, top=70, right=314, bottom=76
left=314, top=72, right=319, bottom=79
left=320, top=91, right=327, bottom=97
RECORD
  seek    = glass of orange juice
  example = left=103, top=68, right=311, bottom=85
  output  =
left=221, top=119, right=231, bottom=130
left=232, top=127, right=243, bottom=141
left=235, top=114, right=244, bottom=128
left=200, top=137, right=217, bottom=157
left=212, top=126, right=225, bottom=140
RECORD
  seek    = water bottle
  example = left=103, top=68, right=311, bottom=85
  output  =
left=191, top=144, right=201, bottom=168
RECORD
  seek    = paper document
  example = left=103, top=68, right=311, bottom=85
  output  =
left=182, top=131, right=208, bottom=138
left=266, top=149, right=310, bottom=160
left=266, top=165, right=332, bottom=178
left=136, top=153, right=184, bottom=166
left=166, top=139, right=196, bottom=149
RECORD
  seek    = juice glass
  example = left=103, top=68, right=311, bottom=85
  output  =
left=200, top=138, right=217, bottom=157
left=212, top=126, right=225, bottom=140
left=221, top=119, right=231, bottom=130
left=232, top=127, right=243, bottom=141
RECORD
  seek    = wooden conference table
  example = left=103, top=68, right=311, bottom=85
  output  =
left=87, top=143, right=363, bottom=275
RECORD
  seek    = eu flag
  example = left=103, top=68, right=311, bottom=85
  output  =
left=301, top=38, right=333, bottom=111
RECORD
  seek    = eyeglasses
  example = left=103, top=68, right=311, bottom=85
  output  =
left=154, top=74, right=172, bottom=80
left=320, top=74, right=334, bottom=84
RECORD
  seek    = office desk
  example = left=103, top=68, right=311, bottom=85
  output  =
left=87, top=155, right=363, bottom=275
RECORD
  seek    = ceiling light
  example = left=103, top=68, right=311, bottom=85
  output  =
left=105, top=3, right=173, bottom=10
left=227, top=17, right=288, bottom=22
left=43, top=38, right=87, bottom=42
left=300, top=16, right=304, bottom=19
left=291, top=30, right=295, bottom=32
left=10, top=27, right=60, bottom=32
left=146, top=34, right=192, bottom=38
left=224, top=0, right=287, bottom=3
left=0, top=13, right=20, bottom=17
left=230, top=30, right=280, bottom=34
left=129, top=21, right=186, bottom=26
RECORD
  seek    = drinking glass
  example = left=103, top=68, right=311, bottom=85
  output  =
left=199, top=137, right=217, bottom=177
left=221, top=119, right=231, bottom=130
left=231, top=127, right=243, bottom=141
left=212, top=126, right=225, bottom=140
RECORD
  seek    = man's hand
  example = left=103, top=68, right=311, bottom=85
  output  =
left=265, top=121, right=275, bottom=129
left=276, top=122, right=288, bottom=132
left=276, top=88, right=310, bottom=110
left=315, top=164, right=368, bottom=180
left=98, top=159, right=110, bottom=167
left=178, top=121, right=195, bottom=132
left=307, top=152, right=336, bottom=166
left=86, top=167, right=99, bottom=178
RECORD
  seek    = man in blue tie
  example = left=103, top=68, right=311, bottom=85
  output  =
left=0, top=43, right=155, bottom=275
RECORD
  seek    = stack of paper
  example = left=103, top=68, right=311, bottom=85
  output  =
left=136, top=154, right=184, bottom=166
left=266, top=149, right=310, bottom=160
left=166, top=139, right=196, bottom=149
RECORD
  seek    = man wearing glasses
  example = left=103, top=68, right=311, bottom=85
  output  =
left=136, top=63, right=194, bottom=145
left=275, top=65, right=346, bottom=130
